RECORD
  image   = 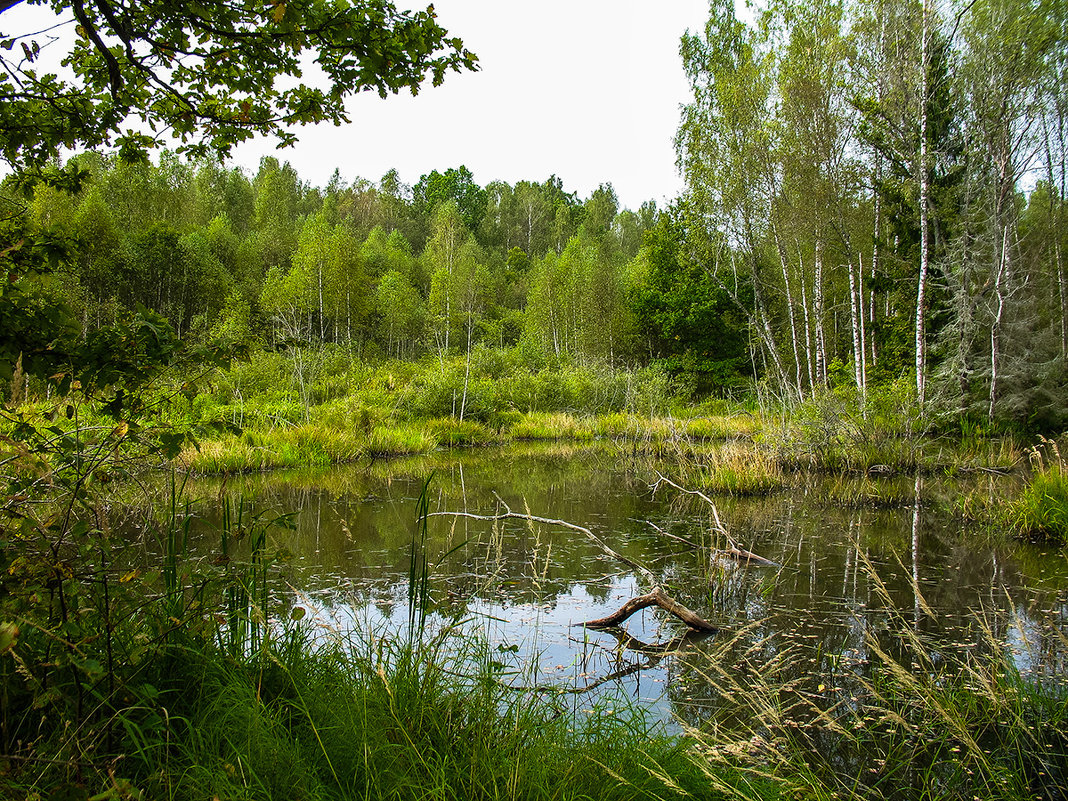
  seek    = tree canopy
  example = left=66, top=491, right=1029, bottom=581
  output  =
left=0, top=0, right=477, bottom=171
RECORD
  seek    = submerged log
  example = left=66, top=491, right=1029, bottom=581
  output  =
left=582, top=587, right=717, bottom=633
left=712, top=545, right=781, bottom=568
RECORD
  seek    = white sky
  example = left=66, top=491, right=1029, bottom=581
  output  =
left=234, top=1, right=710, bottom=209
left=3, top=1, right=710, bottom=210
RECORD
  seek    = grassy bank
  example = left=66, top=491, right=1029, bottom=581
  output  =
left=2, top=526, right=1063, bottom=801
left=173, top=351, right=1023, bottom=480
left=2, top=397, right=1066, bottom=799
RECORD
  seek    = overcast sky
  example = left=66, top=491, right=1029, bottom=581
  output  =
left=232, top=1, right=710, bottom=210
left=5, top=1, right=710, bottom=210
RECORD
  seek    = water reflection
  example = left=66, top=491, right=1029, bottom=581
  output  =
left=185, top=444, right=1068, bottom=735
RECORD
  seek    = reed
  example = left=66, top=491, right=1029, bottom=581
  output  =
left=1011, top=439, right=1068, bottom=543
left=511, top=411, right=596, bottom=441
left=366, top=423, right=439, bottom=456
left=425, top=416, right=496, bottom=447
left=689, top=442, right=784, bottom=496
left=680, top=552, right=1068, bottom=801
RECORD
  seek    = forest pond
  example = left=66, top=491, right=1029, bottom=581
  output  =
left=182, top=443, right=1068, bottom=734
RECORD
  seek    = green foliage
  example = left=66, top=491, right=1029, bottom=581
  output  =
left=632, top=210, right=749, bottom=393
left=1, top=1, right=477, bottom=170
left=413, top=166, right=488, bottom=232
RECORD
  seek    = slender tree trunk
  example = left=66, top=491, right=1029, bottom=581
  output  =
left=723, top=251, right=788, bottom=389
left=871, top=153, right=882, bottom=374
left=988, top=225, right=1009, bottom=421
left=776, top=232, right=804, bottom=397
left=814, top=239, right=828, bottom=386
left=318, top=259, right=325, bottom=341
left=849, top=260, right=866, bottom=405
left=459, top=314, right=473, bottom=421
left=799, top=252, right=816, bottom=390
left=1044, top=114, right=1067, bottom=360
left=916, top=0, right=932, bottom=406
left=858, top=252, right=868, bottom=392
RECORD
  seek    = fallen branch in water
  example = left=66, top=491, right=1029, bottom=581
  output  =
left=651, top=473, right=780, bottom=567
left=582, top=587, right=717, bottom=632
left=430, top=495, right=716, bottom=632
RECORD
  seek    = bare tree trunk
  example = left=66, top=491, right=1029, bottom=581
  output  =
left=871, top=155, right=881, bottom=374
left=1043, top=114, right=1067, bottom=360
left=459, top=314, right=473, bottom=421
left=916, top=0, right=932, bottom=406
left=799, top=252, right=817, bottom=390
left=776, top=232, right=804, bottom=397
left=318, top=258, right=325, bottom=341
left=858, top=252, right=868, bottom=392
left=988, top=225, right=1009, bottom=421
left=849, top=260, right=866, bottom=404
left=718, top=251, right=789, bottom=391
left=814, top=239, right=828, bottom=386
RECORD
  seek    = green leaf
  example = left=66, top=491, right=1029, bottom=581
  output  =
left=0, top=622, right=19, bottom=654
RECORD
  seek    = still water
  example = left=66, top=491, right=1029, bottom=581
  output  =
left=185, top=443, right=1068, bottom=730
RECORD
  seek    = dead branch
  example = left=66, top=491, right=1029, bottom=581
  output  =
left=652, top=472, right=779, bottom=566
left=430, top=495, right=656, bottom=584
left=712, top=545, right=781, bottom=568
left=582, top=587, right=717, bottom=633
left=652, top=472, right=730, bottom=536
left=634, top=518, right=702, bottom=549
left=430, top=498, right=717, bottom=632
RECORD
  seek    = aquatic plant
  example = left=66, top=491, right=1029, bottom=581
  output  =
left=1014, top=438, right=1068, bottom=543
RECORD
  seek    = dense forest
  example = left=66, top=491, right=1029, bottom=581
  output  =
left=7, top=0, right=1068, bottom=432
left=20, top=155, right=664, bottom=369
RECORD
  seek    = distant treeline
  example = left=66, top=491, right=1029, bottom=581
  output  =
left=11, top=0, right=1068, bottom=434
left=19, top=154, right=704, bottom=372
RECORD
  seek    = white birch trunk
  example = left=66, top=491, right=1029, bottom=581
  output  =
left=849, top=260, right=865, bottom=402
left=814, top=240, right=828, bottom=387
left=916, top=0, right=932, bottom=406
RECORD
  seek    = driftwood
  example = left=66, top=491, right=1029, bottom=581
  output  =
left=651, top=473, right=780, bottom=568
left=583, top=587, right=717, bottom=632
left=430, top=495, right=717, bottom=632
left=712, top=544, right=780, bottom=568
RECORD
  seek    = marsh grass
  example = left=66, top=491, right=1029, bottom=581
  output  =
left=677, top=442, right=783, bottom=496
left=113, top=616, right=775, bottom=801
left=182, top=423, right=365, bottom=473
left=820, top=474, right=918, bottom=508
left=511, top=412, right=596, bottom=441
left=680, top=552, right=1068, bottom=801
left=1014, top=438, right=1068, bottom=543
left=425, top=416, right=496, bottom=447
left=684, top=414, right=762, bottom=441
left=367, top=424, right=439, bottom=456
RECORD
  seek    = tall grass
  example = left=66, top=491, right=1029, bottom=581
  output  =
left=680, top=551, right=1068, bottom=801
left=1014, top=438, right=1068, bottom=543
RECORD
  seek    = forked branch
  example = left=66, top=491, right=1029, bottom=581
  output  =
left=430, top=496, right=717, bottom=632
left=651, top=473, right=780, bottom=568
